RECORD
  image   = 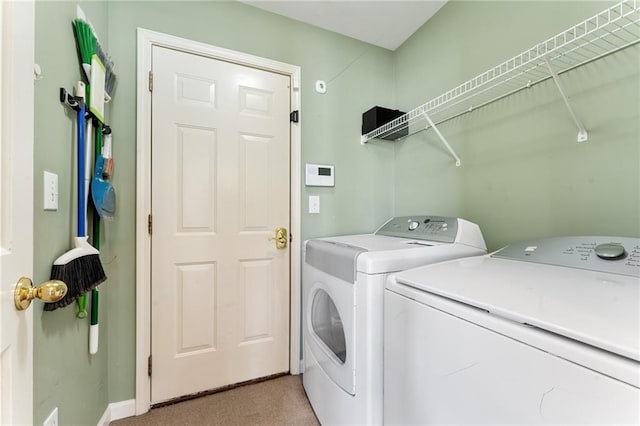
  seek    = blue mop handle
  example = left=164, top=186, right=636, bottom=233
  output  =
left=77, top=104, right=86, bottom=238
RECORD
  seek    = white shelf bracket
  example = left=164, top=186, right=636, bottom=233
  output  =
left=422, top=112, right=461, bottom=167
left=543, top=57, right=588, bottom=142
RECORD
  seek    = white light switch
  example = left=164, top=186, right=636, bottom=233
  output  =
left=44, top=171, right=58, bottom=211
left=309, top=195, right=320, bottom=214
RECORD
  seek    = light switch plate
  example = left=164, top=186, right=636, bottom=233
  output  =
left=43, top=171, right=58, bottom=211
left=309, top=195, right=320, bottom=214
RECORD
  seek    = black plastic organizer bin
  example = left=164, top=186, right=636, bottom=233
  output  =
left=362, top=106, right=407, bottom=141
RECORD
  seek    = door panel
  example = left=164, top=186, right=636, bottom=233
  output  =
left=151, top=46, right=291, bottom=403
left=239, top=135, right=270, bottom=229
left=178, top=127, right=217, bottom=231
left=176, top=262, right=217, bottom=353
left=238, top=259, right=274, bottom=344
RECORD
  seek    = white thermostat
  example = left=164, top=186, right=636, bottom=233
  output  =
left=305, top=163, right=334, bottom=187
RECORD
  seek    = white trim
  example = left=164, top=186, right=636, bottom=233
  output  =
left=135, top=28, right=302, bottom=415
left=0, top=1, right=35, bottom=425
left=96, top=407, right=109, bottom=426
left=96, top=399, right=136, bottom=426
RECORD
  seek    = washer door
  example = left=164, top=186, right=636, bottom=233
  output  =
left=306, top=280, right=355, bottom=395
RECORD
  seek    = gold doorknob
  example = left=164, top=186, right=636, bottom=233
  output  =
left=14, top=277, right=67, bottom=311
left=269, top=227, right=288, bottom=249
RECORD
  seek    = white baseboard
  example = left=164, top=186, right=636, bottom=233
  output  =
left=97, top=399, right=136, bottom=426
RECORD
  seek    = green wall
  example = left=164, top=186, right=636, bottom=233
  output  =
left=32, top=1, right=640, bottom=424
left=34, top=1, right=394, bottom=424
left=34, top=3, right=111, bottom=425
left=105, top=0, right=395, bottom=407
left=393, top=0, right=640, bottom=250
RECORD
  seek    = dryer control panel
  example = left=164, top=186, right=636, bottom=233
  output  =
left=493, top=236, right=640, bottom=277
left=376, top=216, right=459, bottom=243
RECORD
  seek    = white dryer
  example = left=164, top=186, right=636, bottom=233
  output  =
left=302, top=215, right=487, bottom=425
left=385, top=236, right=640, bottom=425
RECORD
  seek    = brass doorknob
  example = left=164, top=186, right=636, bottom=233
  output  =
left=269, top=227, right=288, bottom=249
left=14, top=277, right=67, bottom=311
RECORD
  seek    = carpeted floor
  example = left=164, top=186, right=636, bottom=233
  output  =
left=111, top=375, right=319, bottom=425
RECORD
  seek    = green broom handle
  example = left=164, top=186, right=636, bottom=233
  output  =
left=76, top=294, right=87, bottom=319
left=89, top=124, right=103, bottom=354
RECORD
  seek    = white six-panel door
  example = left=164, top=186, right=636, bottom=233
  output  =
left=150, top=46, right=291, bottom=403
left=0, top=1, right=35, bottom=424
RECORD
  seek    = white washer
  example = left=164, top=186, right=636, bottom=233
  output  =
left=302, top=215, right=487, bottom=425
left=385, top=236, right=640, bottom=425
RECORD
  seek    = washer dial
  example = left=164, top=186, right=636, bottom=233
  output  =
left=594, top=243, right=626, bottom=260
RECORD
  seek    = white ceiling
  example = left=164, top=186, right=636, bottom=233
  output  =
left=239, top=1, right=448, bottom=51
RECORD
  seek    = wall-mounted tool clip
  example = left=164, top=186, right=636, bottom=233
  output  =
left=60, top=87, right=83, bottom=111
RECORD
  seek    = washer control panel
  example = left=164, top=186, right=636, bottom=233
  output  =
left=376, top=216, right=459, bottom=243
left=493, top=236, right=640, bottom=277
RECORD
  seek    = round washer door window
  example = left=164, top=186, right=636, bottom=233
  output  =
left=311, top=289, right=347, bottom=364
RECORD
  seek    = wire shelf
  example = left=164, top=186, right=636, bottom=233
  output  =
left=361, top=0, right=640, bottom=144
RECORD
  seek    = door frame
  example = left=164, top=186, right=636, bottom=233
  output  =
left=135, top=28, right=301, bottom=415
left=0, top=0, right=35, bottom=424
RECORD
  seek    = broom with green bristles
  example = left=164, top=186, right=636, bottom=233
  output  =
left=53, top=17, right=115, bottom=314
left=72, top=17, right=98, bottom=317
left=72, top=18, right=117, bottom=107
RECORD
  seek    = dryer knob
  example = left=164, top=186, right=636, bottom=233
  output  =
left=408, top=221, right=419, bottom=231
left=594, top=243, right=626, bottom=260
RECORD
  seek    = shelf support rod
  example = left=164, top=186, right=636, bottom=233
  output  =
left=543, top=57, right=588, bottom=142
left=422, top=112, right=461, bottom=167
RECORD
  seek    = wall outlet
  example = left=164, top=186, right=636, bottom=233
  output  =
left=43, top=407, right=58, bottom=426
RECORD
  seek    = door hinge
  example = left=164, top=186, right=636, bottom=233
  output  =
left=290, top=110, right=299, bottom=123
left=148, top=71, right=153, bottom=92
left=148, top=214, right=153, bottom=235
left=148, top=355, right=152, bottom=377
